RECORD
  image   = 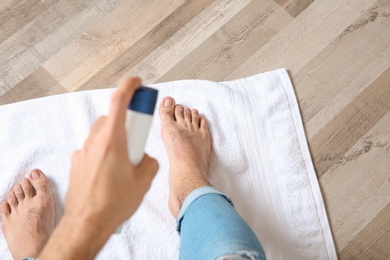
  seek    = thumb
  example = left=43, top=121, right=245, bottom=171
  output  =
left=135, top=154, right=159, bottom=188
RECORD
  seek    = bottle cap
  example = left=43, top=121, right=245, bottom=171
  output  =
left=128, top=86, right=158, bottom=115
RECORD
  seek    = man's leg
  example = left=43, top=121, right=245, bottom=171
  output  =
left=159, top=97, right=265, bottom=260
left=0, top=169, right=55, bottom=260
left=177, top=187, right=265, bottom=260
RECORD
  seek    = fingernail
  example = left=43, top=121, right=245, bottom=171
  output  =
left=31, top=171, right=40, bottom=179
left=164, top=99, right=173, bottom=107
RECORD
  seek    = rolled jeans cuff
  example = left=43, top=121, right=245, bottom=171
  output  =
left=176, top=186, right=233, bottom=233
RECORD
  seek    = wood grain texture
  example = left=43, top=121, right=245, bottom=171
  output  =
left=0, top=0, right=389, bottom=258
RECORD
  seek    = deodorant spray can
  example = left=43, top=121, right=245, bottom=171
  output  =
left=125, top=86, right=158, bottom=166
left=115, top=86, right=158, bottom=234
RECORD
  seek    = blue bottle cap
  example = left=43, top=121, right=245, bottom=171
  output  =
left=128, top=86, right=158, bottom=115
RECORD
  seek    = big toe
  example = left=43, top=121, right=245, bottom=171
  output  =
left=159, top=97, right=176, bottom=124
left=28, top=169, right=50, bottom=195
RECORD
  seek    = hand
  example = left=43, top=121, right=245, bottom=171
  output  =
left=65, top=77, right=159, bottom=233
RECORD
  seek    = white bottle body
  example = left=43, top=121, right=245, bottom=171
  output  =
left=115, top=110, right=153, bottom=234
left=125, top=109, right=153, bottom=166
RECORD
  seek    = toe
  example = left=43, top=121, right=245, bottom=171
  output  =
left=200, top=117, right=209, bottom=130
left=28, top=169, right=50, bottom=196
left=191, top=109, right=199, bottom=126
left=175, top=105, right=184, bottom=121
left=13, top=184, right=25, bottom=202
left=7, top=192, right=18, bottom=208
left=159, top=97, right=176, bottom=123
left=20, top=178, right=34, bottom=198
left=0, top=201, right=11, bottom=216
left=183, top=107, right=191, bottom=122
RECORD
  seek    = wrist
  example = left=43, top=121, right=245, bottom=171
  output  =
left=39, top=213, right=113, bottom=260
left=64, top=209, right=117, bottom=236
left=64, top=212, right=114, bottom=238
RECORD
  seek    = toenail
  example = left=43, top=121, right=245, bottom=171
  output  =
left=31, top=171, right=40, bottom=179
left=164, top=99, right=173, bottom=107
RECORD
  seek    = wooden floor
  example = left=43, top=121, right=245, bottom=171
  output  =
left=1, top=0, right=389, bottom=258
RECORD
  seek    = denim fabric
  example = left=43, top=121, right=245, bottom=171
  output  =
left=21, top=187, right=265, bottom=260
left=177, top=186, right=266, bottom=260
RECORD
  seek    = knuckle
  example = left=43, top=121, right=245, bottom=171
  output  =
left=93, top=118, right=102, bottom=127
left=96, top=116, right=107, bottom=123
left=91, top=116, right=107, bottom=130
left=111, top=91, right=125, bottom=104
left=72, top=150, right=81, bottom=162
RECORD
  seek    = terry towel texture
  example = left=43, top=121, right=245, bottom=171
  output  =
left=0, top=68, right=336, bottom=259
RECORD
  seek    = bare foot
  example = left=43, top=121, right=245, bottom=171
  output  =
left=0, top=169, right=55, bottom=259
left=159, top=97, right=212, bottom=218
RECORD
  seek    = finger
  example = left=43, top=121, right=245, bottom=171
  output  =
left=84, top=117, right=107, bottom=150
left=135, top=154, right=159, bottom=188
left=71, top=150, right=83, bottom=170
left=82, top=136, right=93, bottom=152
left=108, top=77, right=141, bottom=131
left=70, top=150, right=83, bottom=181
left=90, top=116, right=107, bottom=135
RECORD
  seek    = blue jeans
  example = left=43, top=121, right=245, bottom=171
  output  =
left=177, top=186, right=266, bottom=260
left=23, top=187, right=265, bottom=260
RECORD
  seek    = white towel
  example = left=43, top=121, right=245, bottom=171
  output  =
left=0, top=68, right=336, bottom=259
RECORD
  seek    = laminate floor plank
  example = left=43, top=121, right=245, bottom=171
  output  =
left=339, top=203, right=390, bottom=259
left=320, top=109, right=390, bottom=253
left=157, top=0, right=292, bottom=83
left=125, top=0, right=252, bottom=84
left=0, top=67, right=67, bottom=106
left=76, top=0, right=215, bottom=91
left=296, top=0, right=390, bottom=132
left=274, top=0, right=314, bottom=17
left=311, top=66, right=390, bottom=177
left=0, top=0, right=128, bottom=94
left=42, top=0, right=185, bottom=91
left=0, top=0, right=60, bottom=45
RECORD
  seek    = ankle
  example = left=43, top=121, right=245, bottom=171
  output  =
left=169, top=179, right=211, bottom=218
left=172, top=179, right=210, bottom=205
